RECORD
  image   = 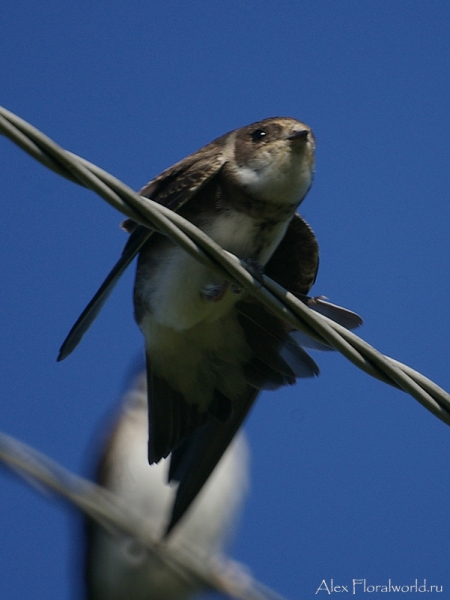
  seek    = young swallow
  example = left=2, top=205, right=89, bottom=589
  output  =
left=59, top=117, right=362, bottom=535
left=84, top=370, right=249, bottom=600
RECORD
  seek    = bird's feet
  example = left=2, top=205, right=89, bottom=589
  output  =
left=201, top=259, right=264, bottom=301
left=201, top=281, right=231, bottom=302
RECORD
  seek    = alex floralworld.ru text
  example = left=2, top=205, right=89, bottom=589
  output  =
left=315, top=579, right=443, bottom=594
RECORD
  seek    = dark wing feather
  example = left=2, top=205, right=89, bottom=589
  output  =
left=163, top=211, right=364, bottom=535
left=242, top=357, right=294, bottom=390
left=292, top=297, right=363, bottom=350
left=307, top=296, right=363, bottom=329
left=58, top=142, right=226, bottom=360
left=263, top=213, right=363, bottom=351
left=232, top=213, right=320, bottom=389
left=163, top=214, right=321, bottom=535
left=207, top=390, right=233, bottom=422
left=57, top=226, right=150, bottom=360
left=147, top=354, right=208, bottom=464
left=264, top=212, right=320, bottom=295
left=138, top=137, right=227, bottom=212
left=237, top=301, right=320, bottom=384
left=165, top=386, right=258, bottom=536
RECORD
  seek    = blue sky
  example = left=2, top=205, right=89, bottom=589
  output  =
left=1, top=2, right=450, bottom=598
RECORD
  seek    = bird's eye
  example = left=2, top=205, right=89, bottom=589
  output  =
left=251, top=129, right=266, bottom=142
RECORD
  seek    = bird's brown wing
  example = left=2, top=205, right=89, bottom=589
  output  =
left=57, top=142, right=226, bottom=361
left=163, top=215, right=319, bottom=535
left=138, top=134, right=228, bottom=211
left=146, top=301, right=321, bottom=472
left=165, top=385, right=258, bottom=537
left=264, top=212, right=320, bottom=295
left=164, top=214, right=364, bottom=535
left=263, top=212, right=362, bottom=351
left=146, top=362, right=211, bottom=464
left=146, top=216, right=321, bottom=468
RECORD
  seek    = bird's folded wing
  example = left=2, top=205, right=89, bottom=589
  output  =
left=57, top=151, right=226, bottom=361
left=57, top=226, right=150, bottom=361
left=165, top=386, right=258, bottom=536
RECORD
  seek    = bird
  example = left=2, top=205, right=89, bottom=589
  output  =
left=84, top=369, right=249, bottom=600
left=59, top=117, right=362, bottom=535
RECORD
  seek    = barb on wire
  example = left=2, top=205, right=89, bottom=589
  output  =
left=1, top=106, right=450, bottom=424
left=0, top=431, right=286, bottom=600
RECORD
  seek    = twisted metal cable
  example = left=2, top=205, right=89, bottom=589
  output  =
left=0, top=431, right=286, bottom=600
left=1, top=105, right=449, bottom=425
left=2, top=104, right=450, bottom=600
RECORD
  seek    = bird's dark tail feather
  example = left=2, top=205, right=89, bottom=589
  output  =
left=164, top=386, right=258, bottom=537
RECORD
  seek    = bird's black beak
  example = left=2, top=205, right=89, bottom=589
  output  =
left=287, top=129, right=309, bottom=141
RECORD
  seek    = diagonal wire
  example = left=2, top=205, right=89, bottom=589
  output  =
left=0, top=431, right=287, bottom=600
left=1, top=106, right=450, bottom=425
left=2, top=104, right=450, bottom=600
left=2, top=105, right=450, bottom=424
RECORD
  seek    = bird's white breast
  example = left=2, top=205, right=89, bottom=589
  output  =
left=233, top=145, right=313, bottom=204
left=141, top=208, right=288, bottom=332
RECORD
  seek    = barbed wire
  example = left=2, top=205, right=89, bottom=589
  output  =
left=0, top=431, right=286, bottom=600
left=1, top=105, right=450, bottom=598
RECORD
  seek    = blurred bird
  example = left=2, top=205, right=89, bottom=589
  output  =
left=59, top=117, right=362, bottom=535
left=84, top=369, right=249, bottom=600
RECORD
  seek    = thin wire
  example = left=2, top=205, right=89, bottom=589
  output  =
left=0, top=431, right=287, bottom=600
left=1, top=104, right=449, bottom=425
left=3, top=104, right=450, bottom=600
